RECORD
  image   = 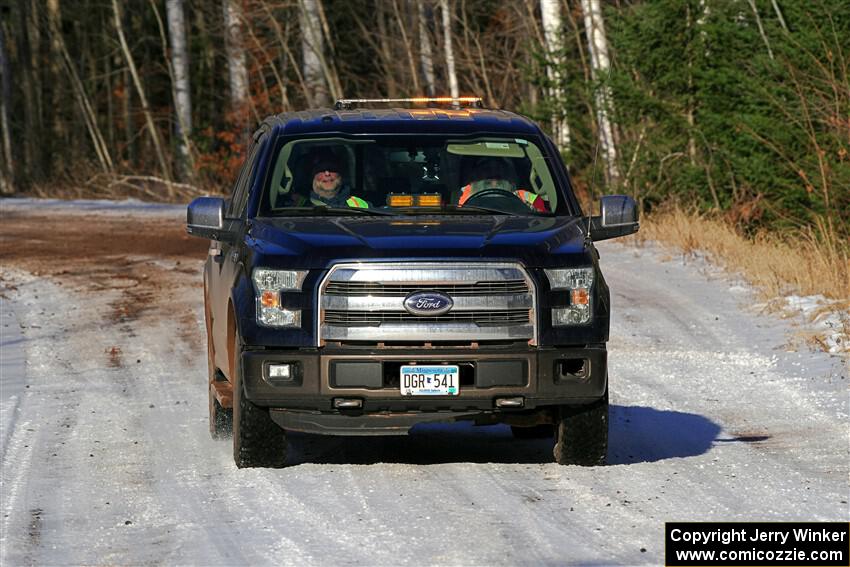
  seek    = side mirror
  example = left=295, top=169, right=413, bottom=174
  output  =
left=589, top=195, right=639, bottom=242
left=186, top=197, right=239, bottom=242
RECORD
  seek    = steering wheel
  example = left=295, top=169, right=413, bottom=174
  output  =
left=463, top=187, right=530, bottom=213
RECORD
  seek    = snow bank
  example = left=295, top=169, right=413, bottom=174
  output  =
left=1, top=197, right=186, bottom=218
left=784, top=295, right=849, bottom=355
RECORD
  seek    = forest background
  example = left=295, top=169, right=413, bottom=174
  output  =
left=0, top=0, right=847, bottom=303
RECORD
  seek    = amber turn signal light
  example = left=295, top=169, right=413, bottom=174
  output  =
left=571, top=288, right=589, bottom=306
left=260, top=290, right=280, bottom=308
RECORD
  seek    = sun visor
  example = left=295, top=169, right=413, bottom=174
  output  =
left=446, top=141, right=525, bottom=158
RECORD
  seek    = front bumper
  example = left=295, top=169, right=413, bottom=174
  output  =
left=243, top=344, right=607, bottom=434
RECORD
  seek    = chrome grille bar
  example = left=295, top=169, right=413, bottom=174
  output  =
left=325, top=280, right=529, bottom=296
left=325, top=309, right=530, bottom=326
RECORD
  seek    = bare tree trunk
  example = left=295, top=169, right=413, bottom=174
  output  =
left=122, top=66, right=134, bottom=165
left=166, top=0, right=194, bottom=181
left=112, top=0, right=172, bottom=185
left=299, top=0, right=330, bottom=106
left=521, top=0, right=544, bottom=109
left=223, top=0, right=250, bottom=114
left=103, top=14, right=115, bottom=153
left=244, top=14, right=290, bottom=110
left=312, top=0, right=343, bottom=98
left=49, top=0, right=114, bottom=174
left=0, top=23, right=14, bottom=194
left=46, top=0, right=67, bottom=172
left=16, top=0, right=37, bottom=180
left=26, top=0, right=43, bottom=151
left=393, top=0, right=421, bottom=95
left=440, top=0, right=459, bottom=99
left=418, top=0, right=436, bottom=96
left=581, top=0, right=619, bottom=184
left=376, top=3, right=398, bottom=97
left=540, top=0, right=570, bottom=149
left=260, top=1, right=310, bottom=107
left=685, top=2, right=701, bottom=166
left=458, top=2, right=495, bottom=104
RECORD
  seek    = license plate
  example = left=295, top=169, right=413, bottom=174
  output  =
left=400, top=365, right=460, bottom=396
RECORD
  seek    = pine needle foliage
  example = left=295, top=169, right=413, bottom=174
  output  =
left=602, top=0, right=848, bottom=236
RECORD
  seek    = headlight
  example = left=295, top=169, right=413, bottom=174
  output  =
left=545, top=267, right=594, bottom=325
left=252, top=269, right=308, bottom=327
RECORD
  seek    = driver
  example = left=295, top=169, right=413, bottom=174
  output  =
left=289, top=150, right=370, bottom=208
left=457, top=157, right=548, bottom=212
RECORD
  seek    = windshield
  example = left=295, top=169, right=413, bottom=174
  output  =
left=260, top=136, right=569, bottom=216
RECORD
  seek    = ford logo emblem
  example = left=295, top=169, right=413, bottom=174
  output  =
left=403, top=291, right=454, bottom=316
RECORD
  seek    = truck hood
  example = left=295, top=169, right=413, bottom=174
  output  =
left=247, top=215, right=591, bottom=268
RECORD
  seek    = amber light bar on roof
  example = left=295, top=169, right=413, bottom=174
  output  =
left=334, top=97, right=483, bottom=110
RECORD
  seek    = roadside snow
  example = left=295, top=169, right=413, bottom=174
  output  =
left=1, top=196, right=186, bottom=218
left=629, top=241, right=849, bottom=357
left=782, top=295, right=848, bottom=354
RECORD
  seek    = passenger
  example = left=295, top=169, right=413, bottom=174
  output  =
left=291, top=150, right=370, bottom=208
left=458, top=157, right=548, bottom=212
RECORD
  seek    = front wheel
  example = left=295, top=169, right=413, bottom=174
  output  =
left=553, top=390, right=608, bottom=466
left=232, top=339, right=287, bottom=468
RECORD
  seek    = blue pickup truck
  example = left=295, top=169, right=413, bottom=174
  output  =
left=187, top=99, right=638, bottom=468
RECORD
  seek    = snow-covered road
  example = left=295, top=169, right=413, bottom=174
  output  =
left=1, top=199, right=847, bottom=565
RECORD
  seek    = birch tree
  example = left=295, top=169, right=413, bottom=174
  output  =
left=418, top=0, right=437, bottom=96
left=440, top=0, right=459, bottom=100
left=300, top=0, right=331, bottom=106
left=539, top=0, right=570, bottom=149
left=166, top=0, right=193, bottom=180
left=223, top=0, right=249, bottom=113
left=581, top=0, right=619, bottom=184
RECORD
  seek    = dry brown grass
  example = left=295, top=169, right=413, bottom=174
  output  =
left=630, top=206, right=850, bottom=306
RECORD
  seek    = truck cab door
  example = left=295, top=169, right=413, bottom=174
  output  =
left=209, top=140, right=263, bottom=376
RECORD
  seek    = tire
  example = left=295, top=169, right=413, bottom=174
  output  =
left=232, top=339, right=287, bottom=468
left=553, top=389, right=608, bottom=466
left=510, top=424, right=553, bottom=439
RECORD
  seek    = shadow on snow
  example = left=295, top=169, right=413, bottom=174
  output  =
left=283, top=404, right=722, bottom=466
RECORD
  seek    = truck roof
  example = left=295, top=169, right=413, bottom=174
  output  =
left=265, top=108, right=543, bottom=138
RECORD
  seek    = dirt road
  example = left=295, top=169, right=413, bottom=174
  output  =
left=1, top=199, right=847, bottom=565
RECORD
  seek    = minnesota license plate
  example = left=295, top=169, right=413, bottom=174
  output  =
left=400, top=365, right=460, bottom=396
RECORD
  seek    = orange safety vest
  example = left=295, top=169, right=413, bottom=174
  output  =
left=458, top=185, right=548, bottom=212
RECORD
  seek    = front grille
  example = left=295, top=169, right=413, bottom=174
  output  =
left=318, top=262, right=537, bottom=345
left=325, top=280, right=529, bottom=297
left=325, top=309, right=530, bottom=326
